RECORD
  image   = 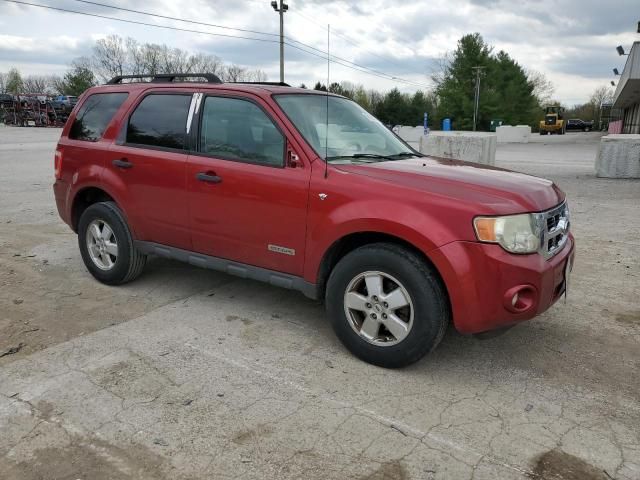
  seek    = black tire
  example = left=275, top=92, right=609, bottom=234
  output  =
left=326, top=243, right=450, bottom=368
left=78, top=201, right=146, bottom=285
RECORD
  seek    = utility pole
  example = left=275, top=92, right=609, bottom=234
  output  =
left=472, top=66, right=485, bottom=131
left=271, top=0, right=288, bottom=83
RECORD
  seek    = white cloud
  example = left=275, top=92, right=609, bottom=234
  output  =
left=0, top=0, right=634, bottom=103
left=0, top=34, right=81, bottom=53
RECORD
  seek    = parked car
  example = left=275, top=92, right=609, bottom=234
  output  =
left=54, top=95, right=78, bottom=107
left=565, top=118, right=593, bottom=132
left=0, top=93, right=16, bottom=105
left=53, top=73, right=575, bottom=367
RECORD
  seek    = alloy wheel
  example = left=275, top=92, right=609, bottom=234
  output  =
left=343, top=271, right=414, bottom=346
left=85, top=219, right=118, bottom=270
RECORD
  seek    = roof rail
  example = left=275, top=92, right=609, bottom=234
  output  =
left=228, top=81, right=291, bottom=87
left=106, top=73, right=223, bottom=84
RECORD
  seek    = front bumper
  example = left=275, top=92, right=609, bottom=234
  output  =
left=429, top=234, right=575, bottom=334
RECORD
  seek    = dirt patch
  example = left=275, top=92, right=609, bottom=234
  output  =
left=530, top=450, right=608, bottom=480
left=231, top=424, right=273, bottom=445
left=616, top=311, right=640, bottom=327
left=0, top=435, right=171, bottom=480
left=359, top=461, right=409, bottom=480
left=34, top=400, right=56, bottom=421
left=0, top=222, right=219, bottom=366
left=226, top=315, right=253, bottom=326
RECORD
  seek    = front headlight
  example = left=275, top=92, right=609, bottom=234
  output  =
left=474, top=213, right=540, bottom=254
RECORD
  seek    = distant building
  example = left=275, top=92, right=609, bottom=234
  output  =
left=611, top=41, right=640, bottom=134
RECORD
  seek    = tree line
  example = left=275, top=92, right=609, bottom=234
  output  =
left=307, top=80, right=437, bottom=128
left=305, top=33, right=610, bottom=130
left=1, top=32, right=614, bottom=130
left=0, top=34, right=267, bottom=97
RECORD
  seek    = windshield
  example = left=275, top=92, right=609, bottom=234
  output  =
left=274, top=94, right=416, bottom=162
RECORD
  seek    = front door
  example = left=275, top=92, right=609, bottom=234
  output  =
left=187, top=94, right=311, bottom=276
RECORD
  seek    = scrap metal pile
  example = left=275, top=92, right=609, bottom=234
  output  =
left=0, top=94, right=73, bottom=127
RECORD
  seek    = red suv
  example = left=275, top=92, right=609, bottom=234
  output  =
left=53, top=73, right=575, bottom=367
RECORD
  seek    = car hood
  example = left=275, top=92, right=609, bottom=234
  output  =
left=334, top=156, right=564, bottom=214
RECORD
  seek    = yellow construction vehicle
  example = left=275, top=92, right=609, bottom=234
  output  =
left=539, top=106, right=566, bottom=135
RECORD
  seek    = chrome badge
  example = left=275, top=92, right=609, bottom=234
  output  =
left=268, top=244, right=296, bottom=256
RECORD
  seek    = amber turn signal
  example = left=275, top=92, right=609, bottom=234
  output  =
left=474, top=218, right=497, bottom=242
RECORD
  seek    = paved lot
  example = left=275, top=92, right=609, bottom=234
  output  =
left=0, top=126, right=639, bottom=480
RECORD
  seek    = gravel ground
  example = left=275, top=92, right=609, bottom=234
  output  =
left=0, top=126, right=638, bottom=480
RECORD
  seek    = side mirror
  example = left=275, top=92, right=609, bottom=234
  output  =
left=287, top=148, right=303, bottom=168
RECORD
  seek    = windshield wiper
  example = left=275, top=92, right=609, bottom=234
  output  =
left=392, top=151, right=423, bottom=158
left=326, top=152, right=418, bottom=162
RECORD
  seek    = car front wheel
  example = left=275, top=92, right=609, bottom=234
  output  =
left=326, top=243, right=450, bottom=368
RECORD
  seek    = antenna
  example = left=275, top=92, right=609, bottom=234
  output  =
left=324, top=23, right=330, bottom=179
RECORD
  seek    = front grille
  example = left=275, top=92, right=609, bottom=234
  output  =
left=545, top=115, right=556, bottom=125
left=537, top=202, right=570, bottom=259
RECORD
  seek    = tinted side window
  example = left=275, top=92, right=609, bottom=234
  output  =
left=69, top=93, right=128, bottom=141
left=127, top=94, right=192, bottom=150
left=199, top=97, right=284, bottom=167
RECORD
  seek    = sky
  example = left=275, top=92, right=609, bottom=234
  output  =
left=0, top=0, right=638, bottom=105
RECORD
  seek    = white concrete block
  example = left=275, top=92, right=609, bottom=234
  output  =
left=419, top=131, right=497, bottom=165
left=396, top=126, right=424, bottom=150
left=496, top=125, right=531, bottom=144
left=595, top=134, right=640, bottom=178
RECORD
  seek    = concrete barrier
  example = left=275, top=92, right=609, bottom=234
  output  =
left=496, top=125, right=530, bottom=143
left=419, top=131, right=497, bottom=165
left=396, top=126, right=424, bottom=150
left=595, top=134, right=640, bottom=178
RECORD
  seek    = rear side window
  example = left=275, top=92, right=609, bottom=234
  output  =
left=126, top=94, right=192, bottom=150
left=69, top=93, right=128, bottom=142
left=199, top=97, right=284, bottom=167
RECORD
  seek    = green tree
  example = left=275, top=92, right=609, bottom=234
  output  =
left=62, top=64, right=96, bottom=96
left=436, top=33, right=492, bottom=130
left=6, top=67, right=23, bottom=94
left=436, top=34, right=538, bottom=130
left=352, top=85, right=372, bottom=112
left=408, top=90, right=437, bottom=127
left=328, top=82, right=345, bottom=96
left=374, top=88, right=410, bottom=125
left=485, top=51, right=538, bottom=127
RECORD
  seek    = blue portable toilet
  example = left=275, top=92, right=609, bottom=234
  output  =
left=442, top=118, right=451, bottom=131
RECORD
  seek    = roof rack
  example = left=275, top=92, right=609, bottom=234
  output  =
left=227, top=81, right=291, bottom=87
left=106, top=73, right=222, bottom=85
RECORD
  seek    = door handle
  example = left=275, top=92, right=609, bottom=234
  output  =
left=196, top=172, right=222, bottom=184
left=112, top=159, right=133, bottom=169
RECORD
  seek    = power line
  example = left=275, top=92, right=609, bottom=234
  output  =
left=289, top=7, right=430, bottom=81
left=69, top=0, right=280, bottom=38
left=285, top=33, right=431, bottom=88
left=285, top=42, right=432, bottom=88
left=1, top=0, right=280, bottom=43
left=2, top=0, right=432, bottom=88
left=67, top=0, right=431, bottom=88
left=66, top=0, right=432, bottom=88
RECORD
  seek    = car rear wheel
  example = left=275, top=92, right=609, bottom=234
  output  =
left=326, top=243, right=450, bottom=368
left=78, top=201, right=146, bottom=285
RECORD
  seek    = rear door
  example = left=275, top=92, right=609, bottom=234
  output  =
left=59, top=91, right=130, bottom=216
left=186, top=93, right=311, bottom=276
left=107, top=90, right=194, bottom=249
